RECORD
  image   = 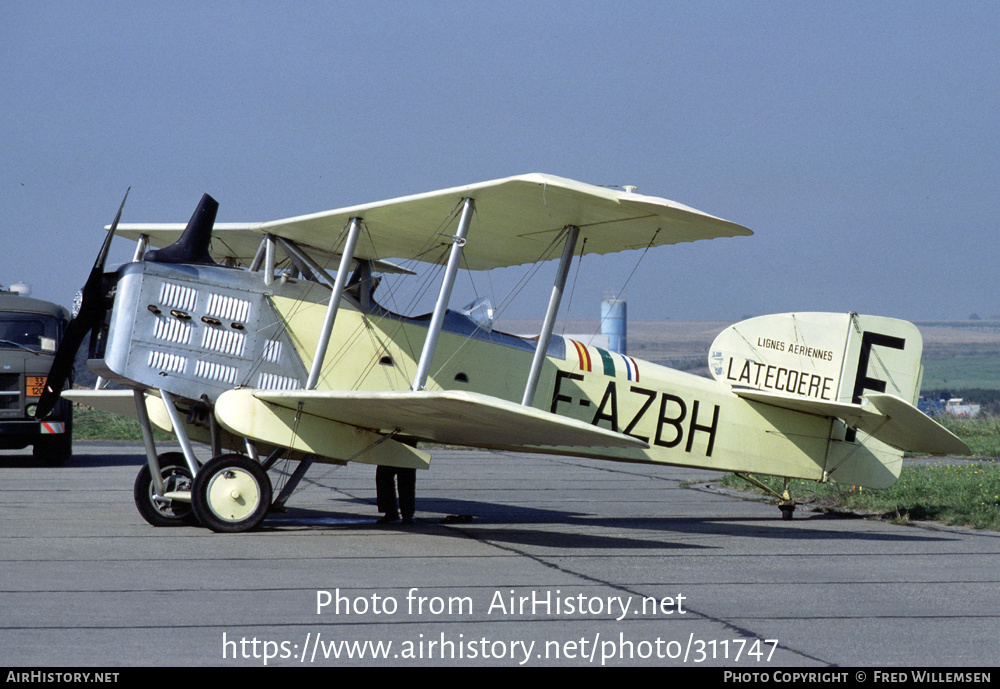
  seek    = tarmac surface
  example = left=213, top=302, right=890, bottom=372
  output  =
left=1, top=441, right=998, bottom=668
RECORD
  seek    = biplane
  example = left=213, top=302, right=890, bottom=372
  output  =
left=36, top=174, right=968, bottom=531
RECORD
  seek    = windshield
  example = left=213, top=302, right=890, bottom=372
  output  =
left=0, top=315, right=59, bottom=352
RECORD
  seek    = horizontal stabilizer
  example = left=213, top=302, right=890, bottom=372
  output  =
left=864, top=393, right=969, bottom=456
left=62, top=389, right=139, bottom=416
left=734, top=388, right=969, bottom=455
left=234, top=388, right=649, bottom=452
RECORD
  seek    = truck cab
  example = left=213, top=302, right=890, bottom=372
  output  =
left=0, top=290, right=72, bottom=465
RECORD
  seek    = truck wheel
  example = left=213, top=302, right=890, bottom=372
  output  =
left=32, top=433, right=72, bottom=467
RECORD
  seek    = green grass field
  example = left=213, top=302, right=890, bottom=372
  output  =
left=939, top=416, right=1000, bottom=456
left=921, top=355, right=1000, bottom=390
left=720, top=460, right=1000, bottom=531
left=720, top=415, right=1000, bottom=530
left=73, top=406, right=172, bottom=441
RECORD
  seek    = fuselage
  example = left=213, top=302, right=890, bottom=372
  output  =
left=93, top=260, right=901, bottom=489
left=284, top=295, right=864, bottom=484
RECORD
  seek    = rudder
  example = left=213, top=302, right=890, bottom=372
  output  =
left=709, top=313, right=964, bottom=488
left=709, top=312, right=923, bottom=407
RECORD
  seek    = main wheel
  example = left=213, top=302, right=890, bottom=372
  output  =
left=191, top=454, right=272, bottom=533
left=134, top=452, right=197, bottom=527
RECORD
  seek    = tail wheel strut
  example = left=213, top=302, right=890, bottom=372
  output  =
left=735, top=473, right=797, bottom=520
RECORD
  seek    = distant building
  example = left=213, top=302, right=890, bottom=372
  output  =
left=919, top=394, right=981, bottom=418
left=944, top=398, right=981, bottom=418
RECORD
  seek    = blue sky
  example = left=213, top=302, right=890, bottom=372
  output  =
left=3, top=1, right=998, bottom=323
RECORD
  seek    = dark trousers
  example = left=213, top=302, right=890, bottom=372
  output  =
left=376, top=465, right=415, bottom=519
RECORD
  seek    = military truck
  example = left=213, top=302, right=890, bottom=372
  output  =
left=0, top=288, right=72, bottom=465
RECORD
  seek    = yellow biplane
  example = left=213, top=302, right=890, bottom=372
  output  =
left=36, top=174, right=967, bottom=531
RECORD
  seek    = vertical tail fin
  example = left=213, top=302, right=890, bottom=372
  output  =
left=709, top=312, right=966, bottom=488
left=709, top=312, right=924, bottom=406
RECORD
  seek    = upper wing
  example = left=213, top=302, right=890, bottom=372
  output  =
left=113, top=221, right=413, bottom=275
left=116, top=173, right=752, bottom=270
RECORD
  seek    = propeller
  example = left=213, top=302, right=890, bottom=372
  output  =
left=35, top=189, right=130, bottom=419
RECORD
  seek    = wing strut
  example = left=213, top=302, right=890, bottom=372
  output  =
left=264, top=235, right=276, bottom=285
left=249, top=237, right=267, bottom=272
left=522, top=226, right=580, bottom=407
left=132, top=234, right=149, bottom=262
left=134, top=389, right=163, bottom=495
left=412, top=198, right=475, bottom=391
left=303, top=218, right=363, bottom=390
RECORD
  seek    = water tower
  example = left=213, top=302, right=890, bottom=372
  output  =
left=600, top=298, right=627, bottom=354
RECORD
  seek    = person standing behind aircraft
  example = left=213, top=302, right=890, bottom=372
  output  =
left=375, top=465, right=415, bottom=525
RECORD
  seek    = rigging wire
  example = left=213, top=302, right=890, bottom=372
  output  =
left=561, top=236, right=588, bottom=336
left=304, top=199, right=470, bottom=391
left=276, top=430, right=403, bottom=500
left=428, top=227, right=568, bottom=380
left=586, top=228, right=661, bottom=346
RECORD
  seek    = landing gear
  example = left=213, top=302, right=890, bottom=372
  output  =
left=735, top=473, right=798, bottom=520
left=133, top=452, right=197, bottom=527
left=132, top=391, right=274, bottom=532
left=779, top=502, right=796, bottom=521
left=191, top=454, right=272, bottom=533
left=778, top=478, right=796, bottom=520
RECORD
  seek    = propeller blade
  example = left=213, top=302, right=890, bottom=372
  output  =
left=34, top=189, right=130, bottom=419
left=35, top=317, right=92, bottom=419
left=93, top=187, right=130, bottom=273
